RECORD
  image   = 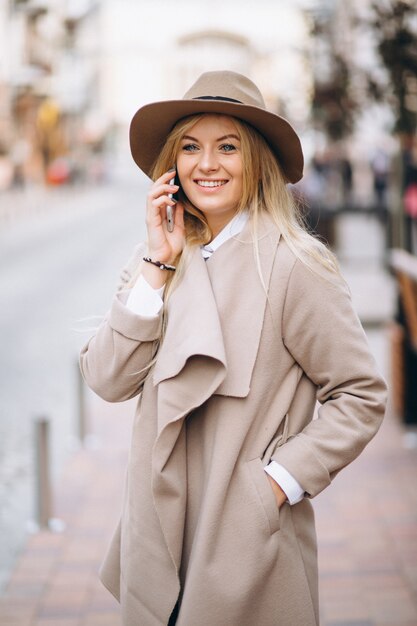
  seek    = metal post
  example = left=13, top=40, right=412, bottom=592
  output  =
left=34, top=417, right=51, bottom=529
left=77, top=361, right=87, bottom=444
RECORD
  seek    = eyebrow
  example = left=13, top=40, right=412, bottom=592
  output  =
left=181, top=134, right=240, bottom=142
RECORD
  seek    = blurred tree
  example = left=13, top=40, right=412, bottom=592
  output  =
left=310, top=11, right=358, bottom=141
left=368, top=1, right=417, bottom=420
left=366, top=0, right=417, bottom=135
left=366, top=0, right=417, bottom=254
left=310, top=0, right=417, bottom=139
left=312, top=54, right=357, bottom=141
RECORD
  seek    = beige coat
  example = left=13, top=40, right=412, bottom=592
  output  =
left=80, top=213, right=387, bottom=626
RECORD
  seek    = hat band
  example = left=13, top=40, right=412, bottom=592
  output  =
left=192, top=95, right=243, bottom=104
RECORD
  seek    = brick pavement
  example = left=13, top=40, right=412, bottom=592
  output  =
left=0, top=353, right=417, bottom=625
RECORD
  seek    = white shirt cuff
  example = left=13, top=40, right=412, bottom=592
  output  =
left=125, top=274, right=165, bottom=317
left=264, top=461, right=305, bottom=505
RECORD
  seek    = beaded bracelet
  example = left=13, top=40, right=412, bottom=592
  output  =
left=143, top=257, right=176, bottom=272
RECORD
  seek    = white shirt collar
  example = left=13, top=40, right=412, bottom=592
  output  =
left=200, top=211, right=249, bottom=259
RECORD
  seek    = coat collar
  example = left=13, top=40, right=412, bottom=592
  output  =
left=153, top=210, right=280, bottom=420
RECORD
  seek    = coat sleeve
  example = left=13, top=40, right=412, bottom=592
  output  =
left=271, top=257, right=388, bottom=498
left=79, top=242, right=163, bottom=402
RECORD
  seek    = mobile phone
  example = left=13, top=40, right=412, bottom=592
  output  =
left=167, top=171, right=179, bottom=232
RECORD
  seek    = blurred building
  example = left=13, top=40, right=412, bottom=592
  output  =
left=0, top=0, right=104, bottom=188
left=97, top=0, right=313, bottom=162
left=0, top=0, right=317, bottom=188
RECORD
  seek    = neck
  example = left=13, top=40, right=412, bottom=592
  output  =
left=206, top=211, right=238, bottom=239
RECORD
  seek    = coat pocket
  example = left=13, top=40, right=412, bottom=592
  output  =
left=247, top=457, right=281, bottom=535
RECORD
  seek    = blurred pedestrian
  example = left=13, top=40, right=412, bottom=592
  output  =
left=36, top=98, right=66, bottom=183
left=303, top=154, right=327, bottom=205
left=10, top=138, right=30, bottom=188
left=80, top=71, right=387, bottom=626
left=339, top=154, right=353, bottom=204
left=371, top=148, right=390, bottom=208
left=402, top=136, right=417, bottom=253
left=0, top=143, right=14, bottom=191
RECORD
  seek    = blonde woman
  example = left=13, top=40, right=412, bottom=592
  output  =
left=80, top=71, right=387, bottom=626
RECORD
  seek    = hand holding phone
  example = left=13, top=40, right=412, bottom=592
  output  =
left=145, top=169, right=184, bottom=272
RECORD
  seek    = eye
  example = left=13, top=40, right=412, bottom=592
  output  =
left=182, top=143, right=199, bottom=152
left=220, top=143, right=237, bottom=152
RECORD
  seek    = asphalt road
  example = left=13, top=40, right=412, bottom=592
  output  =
left=0, top=180, right=149, bottom=589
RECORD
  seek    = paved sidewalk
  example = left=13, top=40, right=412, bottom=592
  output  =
left=316, top=396, right=417, bottom=626
left=0, top=336, right=417, bottom=625
left=0, top=392, right=132, bottom=626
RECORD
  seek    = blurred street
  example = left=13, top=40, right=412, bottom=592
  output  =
left=0, top=178, right=148, bottom=590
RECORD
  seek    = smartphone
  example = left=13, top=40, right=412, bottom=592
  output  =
left=167, top=171, right=179, bottom=232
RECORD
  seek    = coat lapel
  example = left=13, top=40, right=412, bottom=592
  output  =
left=153, top=211, right=280, bottom=402
left=206, top=212, right=281, bottom=396
left=151, top=247, right=228, bottom=575
left=153, top=245, right=227, bottom=397
left=151, top=212, right=281, bottom=575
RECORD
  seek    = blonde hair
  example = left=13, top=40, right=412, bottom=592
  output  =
left=128, top=113, right=340, bottom=297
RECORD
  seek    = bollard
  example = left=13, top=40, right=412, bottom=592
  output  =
left=34, top=417, right=52, bottom=529
left=30, top=418, right=66, bottom=534
left=77, top=360, right=87, bottom=444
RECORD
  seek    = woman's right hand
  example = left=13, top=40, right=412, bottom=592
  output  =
left=146, top=169, right=185, bottom=265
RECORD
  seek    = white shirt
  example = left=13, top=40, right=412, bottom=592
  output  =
left=125, top=212, right=304, bottom=505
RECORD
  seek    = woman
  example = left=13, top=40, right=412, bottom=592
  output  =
left=80, top=71, right=387, bottom=626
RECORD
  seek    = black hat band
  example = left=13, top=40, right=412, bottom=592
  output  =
left=192, top=96, right=243, bottom=104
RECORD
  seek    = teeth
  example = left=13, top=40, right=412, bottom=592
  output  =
left=197, top=180, right=226, bottom=187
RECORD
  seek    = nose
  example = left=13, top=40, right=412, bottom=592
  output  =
left=197, top=148, right=219, bottom=173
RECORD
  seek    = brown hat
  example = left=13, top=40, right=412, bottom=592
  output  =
left=129, top=70, right=304, bottom=183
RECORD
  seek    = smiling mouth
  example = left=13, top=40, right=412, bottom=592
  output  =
left=195, top=180, right=228, bottom=188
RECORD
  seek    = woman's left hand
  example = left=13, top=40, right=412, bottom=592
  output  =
left=266, top=475, right=287, bottom=509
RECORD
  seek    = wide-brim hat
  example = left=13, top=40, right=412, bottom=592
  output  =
left=129, top=70, right=304, bottom=184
